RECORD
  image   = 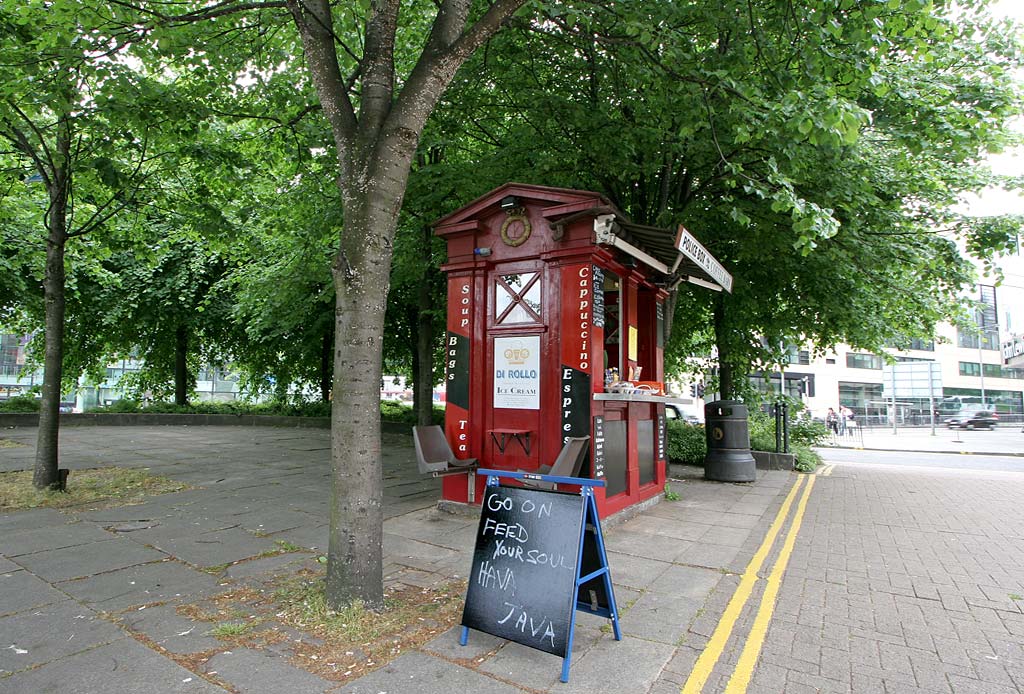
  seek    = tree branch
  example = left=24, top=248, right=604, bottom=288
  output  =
left=285, top=0, right=357, bottom=159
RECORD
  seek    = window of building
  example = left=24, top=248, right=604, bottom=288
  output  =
left=846, top=353, right=882, bottom=370
left=957, top=327, right=998, bottom=350
left=825, top=358, right=836, bottom=365
left=797, top=350, right=810, bottom=365
left=494, top=272, right=542, bottom=324
left=958, top=362, right=1022, bottom=379
left=942, top=387, right=1023, bottom=414
left=838, top=382, right=884, bottom=416
left=959, top=362, right=980, bottom=377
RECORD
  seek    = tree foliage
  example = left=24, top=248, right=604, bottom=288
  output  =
left=430, top=0, right=1023, bottom=393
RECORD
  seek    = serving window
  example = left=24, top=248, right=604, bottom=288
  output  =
left=602, top=271, right=621, bottom=375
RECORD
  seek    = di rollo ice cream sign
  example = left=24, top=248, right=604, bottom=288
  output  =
left=494, top=336, right=541, bottom=409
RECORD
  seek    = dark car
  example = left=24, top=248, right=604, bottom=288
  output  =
left=943, top=408, right=998, bottom=430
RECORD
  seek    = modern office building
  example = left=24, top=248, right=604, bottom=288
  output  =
left=752, top=279, right=1024, bottom=424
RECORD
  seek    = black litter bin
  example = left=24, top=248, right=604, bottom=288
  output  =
left=704, top=400, right=756, bottom=482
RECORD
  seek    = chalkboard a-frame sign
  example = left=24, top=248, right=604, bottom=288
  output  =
left=460, top=469, right=621, bottom=683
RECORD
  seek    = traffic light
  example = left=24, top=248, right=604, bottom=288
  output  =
left=689, top=384, right=697, bottom=397
left=697, top=383, right=705, bottom=398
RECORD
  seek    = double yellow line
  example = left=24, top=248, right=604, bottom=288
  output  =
left=682, top=473, right=817, bottom=694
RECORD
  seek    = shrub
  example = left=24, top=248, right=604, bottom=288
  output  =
left=788, top=418, right=829, bottom=447
left=666, top=420, right=706, bottom=465
left=747, top=411, right=777, bottom=453
left=747, top=410, right=828, bottom=453
left=0, top=395, right=41, bottom=413
left=90, top=397, right=444, bottom=424
left=791, top=444, right=822, bottom=473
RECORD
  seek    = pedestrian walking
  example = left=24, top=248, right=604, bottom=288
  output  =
left=826, top=407, right=839, bottom=435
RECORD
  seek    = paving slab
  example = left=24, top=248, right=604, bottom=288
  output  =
left=557, top=632, right=676, bottom=694
left=12, top=537, right=168, bottom=583
left=602, top=527, right=693, bottom=563
left=136, top=526, right=281, bottom=568
left=117, top=603, right=224, bottom=655
left=603, top=551, right=671, bottom=591
left=0, top=638, right=227, bottom=693
left=0, top=567, right=70, bottom=617
left=334, top=651, right=524, bottom=694
left=620, top=591, right=703, bottom=643
left=261, top=526, right=327, bottom=554
left=57, top=559, right=224, bottom=611
left=648, top=563, right=726, bottom=599
left=0, top=601, right=124, bottom=674
left=0, top=508, right=69, bottom=532
left=0, top=521, right=115, bottom=557
left=422, top=625, right=505, bottom=660
left=203, top=648, right=333, bottom=694
left=474, top=624, right=605, bottom=691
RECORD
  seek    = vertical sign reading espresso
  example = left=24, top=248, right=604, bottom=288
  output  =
left=446, top=276, right=473, bottom=455
left=493, top=335, right=540, bottom=409
left=560, top=265, right=593, bottom=446
left=461, top=486, right=585, bottom=657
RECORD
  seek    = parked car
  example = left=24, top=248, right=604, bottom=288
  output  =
left=665, top=404, right=703, bottom=425
left=943, top=408, right=998, bottom=430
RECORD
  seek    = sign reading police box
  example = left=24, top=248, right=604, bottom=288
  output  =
left=493, top=335, right=540, bottom=409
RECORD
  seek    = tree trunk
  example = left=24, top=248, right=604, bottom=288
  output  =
left=713, top=295, right=735, bottom=400
left=286, top=0, right=530, bottom=611
left=174, top=325, right=188, bottom=406
left=414, top=227, right=435, bottom=426
left=33, top=194, right=68, bottom=490
left=319, top=328, right=332, bottom=403
left=325, top=195, right=400, bottom=610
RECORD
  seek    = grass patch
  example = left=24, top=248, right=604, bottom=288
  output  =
left=0, top=467, right=190, bottom=512
left=0, top=438, right=25, bottom=448
left=1011, top=593, right=1022, bottom=601
left=270, top=571, right=466, bottom=682
left=207, top=621, right=256, bottom=638
left=663, top=482, right=681, bottom=501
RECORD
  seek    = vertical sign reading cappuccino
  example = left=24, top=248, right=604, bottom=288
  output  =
left=560, top=265, right=593, bottom=446
left=446, top=276, right=473, bottom=455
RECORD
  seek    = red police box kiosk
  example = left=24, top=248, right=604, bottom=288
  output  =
left=435, top=183, right=732, bottom=520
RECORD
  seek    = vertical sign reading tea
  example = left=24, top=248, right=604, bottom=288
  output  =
left=560, top=265, right=593, bottom=446
left=446, top=276, right=473, bottom=455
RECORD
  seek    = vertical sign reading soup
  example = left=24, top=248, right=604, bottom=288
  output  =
left=560, top=265, right=593, bottom=445
left=461, top=486, right=585, bottom=657
left=494, top=335, right=540, bottom=409
left=446, top=276, right=473, bottom=454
